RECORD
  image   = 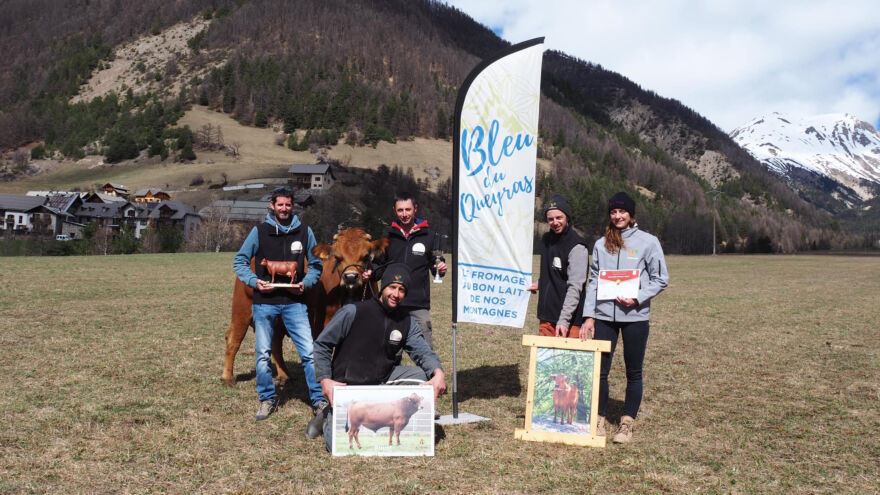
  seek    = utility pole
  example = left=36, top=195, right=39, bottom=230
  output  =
left=708, top=190, right=722, bottom=255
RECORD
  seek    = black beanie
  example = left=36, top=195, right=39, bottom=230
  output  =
left=381, top=263, right=411, bottom=291
left=608, top=192, right=635, bottom=216
left=543, top=194, right=573, bottom=221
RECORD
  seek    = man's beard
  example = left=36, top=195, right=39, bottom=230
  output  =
left=275, top=212, right=292, bottom=225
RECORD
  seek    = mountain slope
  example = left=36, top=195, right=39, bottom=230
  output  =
left=0, top=0, right=861, bottom=252
left=730, top=112, right=880, bottom=205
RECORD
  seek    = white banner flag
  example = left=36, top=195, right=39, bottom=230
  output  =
left=453, top=39, right=544, bottom=328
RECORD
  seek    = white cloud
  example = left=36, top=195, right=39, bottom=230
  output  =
left=446, top=0, right=880, bottom=131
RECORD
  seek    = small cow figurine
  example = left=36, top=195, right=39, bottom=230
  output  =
left=260, top=259, right=298, bottom=284
left=550, top=373, right=579, bottom=425
left=345, top=393, right=424, bottom=449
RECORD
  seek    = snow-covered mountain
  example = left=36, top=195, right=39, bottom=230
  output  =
left=730, top=112, right=880, bottom=201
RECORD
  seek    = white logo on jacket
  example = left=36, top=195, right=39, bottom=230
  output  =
left=389, top=329, right=403, bottom=344
left=411, top=242, right=426, bottom=256
left=290, top=241, right=303, bottom=254
left=552, top=257, right=562, bottom=270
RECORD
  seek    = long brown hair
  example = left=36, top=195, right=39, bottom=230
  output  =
left=604, top=217, right=636, bottom=254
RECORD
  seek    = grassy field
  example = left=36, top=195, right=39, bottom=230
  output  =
left=0, top=254, right=878, bottom=494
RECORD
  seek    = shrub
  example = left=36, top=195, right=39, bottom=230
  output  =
left=180, top=140, right=196, bottom=161
left=104, top=131, right=140, bottom=163
left=254, top=110, right=268, bottom=128
left=31, top=145, right=47, bottom=160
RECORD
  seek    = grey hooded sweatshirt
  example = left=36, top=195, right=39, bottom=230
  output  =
left=582, top=225, right=668, bottom=322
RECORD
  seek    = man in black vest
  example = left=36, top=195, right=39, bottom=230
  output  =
left=312, top=263, right=446, bottom=450
left=527, top=194, right=589, bottom=338
left=233, top=187, right=327, bottom=428
left=366, top=193, right=446, bottom=348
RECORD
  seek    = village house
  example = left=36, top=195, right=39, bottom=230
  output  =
left=101, top=183, right=129, bottom=197
left=73, top=200, right=200, bottom=240
left=145, top=200, right=201, bottom=240
left=288, top=163, right=335, bottom=190
left=133, top=188, right=171, bottom=203
left=1, top=191, right=201, bottom=242
left=0, top=193, right=73, bottom=236
left=83, top=191, right=127, bottom=204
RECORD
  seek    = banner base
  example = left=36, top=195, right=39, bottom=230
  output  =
left=436, top=412, right=490, bottom=425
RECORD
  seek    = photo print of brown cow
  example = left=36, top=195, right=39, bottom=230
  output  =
left=331, top=385, right=434, bottom=457
left=531, top=347, right=594, bottom=435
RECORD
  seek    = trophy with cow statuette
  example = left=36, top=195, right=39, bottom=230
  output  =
left=260, top=259, right=299, bottom=287
left=259, top=240, right=305, bottom=288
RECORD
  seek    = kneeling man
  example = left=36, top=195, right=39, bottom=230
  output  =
left=310, top=263, right=446, bottom=450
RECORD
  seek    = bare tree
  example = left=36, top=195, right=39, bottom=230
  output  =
left=31, top=213, right=52, bottom=255
left=189, top=204, right=234, bottom=252
left=13, top=149, right=29, bottom=173
left=227, top=141, right=241, bottom=157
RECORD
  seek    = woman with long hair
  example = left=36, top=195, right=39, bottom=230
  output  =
left=581, top=192, right=668, bottom=443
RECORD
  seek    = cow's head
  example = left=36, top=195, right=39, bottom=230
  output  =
left=402, top=393, right=424, bottom=415
left=549, top=374, right=569, bottom=389
left=312, top=228, right=389, bottom=290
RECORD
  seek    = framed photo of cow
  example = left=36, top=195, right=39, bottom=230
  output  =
left=331, top=385, right=434, bottom=457
left=514, top=335, right=611, bottom=448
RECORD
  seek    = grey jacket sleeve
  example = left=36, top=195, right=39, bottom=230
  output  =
left=313, top=304, right=358, bottom=382
left=558, top=243, right=589, bottom=327
left=582, top=241, right=600, bottom=319
left=637, top=236, right=669, bottom=304
left=404, top=319, right=443, bottom=376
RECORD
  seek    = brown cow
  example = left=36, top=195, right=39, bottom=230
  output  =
left=259, top=259, right=298, bottom=284
left=221, top=228, right=388, bottom=386
left=550, top=373, right=579, bottom=424
left=345, top=393, right=424, bottom=449
left=306, top=228, right=389, bottom=338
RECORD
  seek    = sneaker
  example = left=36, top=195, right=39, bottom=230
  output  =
left=306, top=401, right=329, bottom=439
left=613, top=415, right=634, bottom=443
left=255, top=401, right=275, bottom=421
left=596, top=415, right=607, bottom=437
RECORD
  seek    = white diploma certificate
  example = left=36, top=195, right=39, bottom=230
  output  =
left=596, top=269, right=640, bottom=300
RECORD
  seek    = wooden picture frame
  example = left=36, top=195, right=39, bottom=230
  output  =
left=514, top=335, right=611, bottom=448
left=331, top=385, right=434, bottom=457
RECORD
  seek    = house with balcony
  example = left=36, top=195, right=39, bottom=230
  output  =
left=288, top=163, right=335, bottom=190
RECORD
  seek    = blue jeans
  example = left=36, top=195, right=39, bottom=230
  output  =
left=253, top=303, right=325, bottom=407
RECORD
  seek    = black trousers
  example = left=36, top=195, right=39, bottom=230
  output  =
left=594, top=319, right=650, bottom=419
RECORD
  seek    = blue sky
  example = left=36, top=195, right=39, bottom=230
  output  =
left=446, top=0, right=880, bottom=132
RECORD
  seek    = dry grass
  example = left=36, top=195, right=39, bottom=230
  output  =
left=0, top=254, right=878, bottom=494
left=0, top=106, right=457, bottom=201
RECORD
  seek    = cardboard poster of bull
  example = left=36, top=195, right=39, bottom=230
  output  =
left=331, top=386, right=434, bottom=457
left=515, top=335, right=611, bottom=448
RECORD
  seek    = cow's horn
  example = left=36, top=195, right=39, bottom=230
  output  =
left=333, top=233, right=339, bottom=241
left=365, top=233, right=371, bottom=240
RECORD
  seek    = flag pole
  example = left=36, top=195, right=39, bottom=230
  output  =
left=438, top=37, right=546, bottom=426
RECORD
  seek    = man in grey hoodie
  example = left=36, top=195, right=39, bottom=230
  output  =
left=527, top=194, right=589, bottom=338
left=233, top=187, right=327, bottom=430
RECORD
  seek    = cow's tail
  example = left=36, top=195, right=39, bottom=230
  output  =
left=345, top=417, right=349, bottom=433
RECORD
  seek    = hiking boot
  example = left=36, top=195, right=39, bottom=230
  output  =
left=613, top=415, right=634, bottom=443
left=255, top=401, right=275, bottom=421
left=306, top=401, right=329, bottom=439
left=596, top=415, right=607, bottom=437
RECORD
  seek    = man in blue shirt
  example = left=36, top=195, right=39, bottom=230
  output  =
left=233, top=187, right=327, bottom=435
